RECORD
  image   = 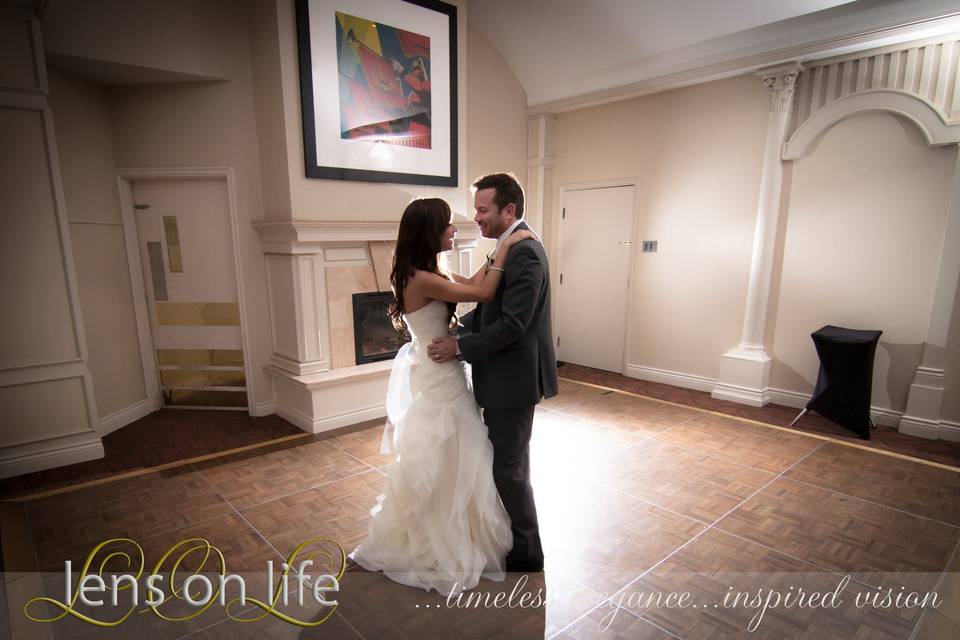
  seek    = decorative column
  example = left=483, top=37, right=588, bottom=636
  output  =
left=452, top=216, right=480, bottom=315
left=526, top=113, right=556, bottom=239
left=712, top=63, right=802, bottom=407
left=898, top=152, right=960, bottom=440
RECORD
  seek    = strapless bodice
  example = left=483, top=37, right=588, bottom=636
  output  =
left=403, top=299, right=451, bottom=343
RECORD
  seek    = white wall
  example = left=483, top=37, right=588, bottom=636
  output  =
left=42, top=0, right=237, bottom=80
left=464, top=22, right=526, bottom=257
left=771, top=112, right=956, bottom=412
left=551, top=72, right=960, bottom=420
left=553, top=75, right=768, bottom=379
left=47, top=67, right=148, bottom=420
left=104, top=3, right=274, bottom=412
left=0, top=4, right=103, bottom=478
left=465, top=23, right=527, bottom=185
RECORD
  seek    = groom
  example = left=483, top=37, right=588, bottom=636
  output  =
left=428, top=172, right=559, bottom=572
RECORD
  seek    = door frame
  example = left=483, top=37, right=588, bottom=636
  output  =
left=115, top=167, right=256, bottom=414
left=555, top=177, right=642, bottom=375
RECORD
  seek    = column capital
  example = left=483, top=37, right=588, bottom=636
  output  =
left=527, top=112, right=557, bottom=123
left=757, top=62, right=803, bottom=113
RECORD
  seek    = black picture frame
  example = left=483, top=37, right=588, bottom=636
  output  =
left=295, top=0, right=458, bottom=186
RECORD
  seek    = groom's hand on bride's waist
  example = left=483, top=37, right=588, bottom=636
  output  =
left=427, top=336, right=459, bottom=363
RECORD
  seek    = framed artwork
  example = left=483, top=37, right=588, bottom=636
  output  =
left=295, top=0, right=458, bottom=186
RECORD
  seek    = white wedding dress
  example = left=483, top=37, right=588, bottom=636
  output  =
left=350, top=299, right=513, bottom=596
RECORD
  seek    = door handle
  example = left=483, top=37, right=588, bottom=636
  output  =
left=618, top=241, right=632, bottom=245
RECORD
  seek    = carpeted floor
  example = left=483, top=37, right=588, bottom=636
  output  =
left=558, top=362, right=960, bottom=468
left=0, top=410, right=304, bottom=499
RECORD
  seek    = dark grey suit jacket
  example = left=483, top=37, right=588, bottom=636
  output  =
left=458, top=222, right=559, bottom=410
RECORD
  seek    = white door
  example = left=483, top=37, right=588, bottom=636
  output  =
left=557, top=185, right=635, bottom=372
left=133, top=179, right=248, bottom=410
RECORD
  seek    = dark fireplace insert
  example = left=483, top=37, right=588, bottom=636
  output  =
left=352, top=292, right=407, bottom=364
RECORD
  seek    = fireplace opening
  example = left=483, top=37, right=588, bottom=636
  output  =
left=352, top=292, right=407, bottom=365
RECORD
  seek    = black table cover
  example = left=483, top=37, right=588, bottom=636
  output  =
left=806, top=325, right=882, bottom=439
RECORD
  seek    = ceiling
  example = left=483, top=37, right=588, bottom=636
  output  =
left=468, top=0, right=960, bottom=111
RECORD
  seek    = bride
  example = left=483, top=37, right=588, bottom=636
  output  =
left=349, top=197, right=534, bottom=596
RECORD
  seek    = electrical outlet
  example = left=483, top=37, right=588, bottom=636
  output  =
left=642, top=240, right=658, bottom=252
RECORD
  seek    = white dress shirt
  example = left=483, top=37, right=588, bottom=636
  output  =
left=488, top=218, right=526, bottom=262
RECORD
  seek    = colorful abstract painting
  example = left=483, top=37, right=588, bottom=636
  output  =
left=335, top=12, right=432, bottom=149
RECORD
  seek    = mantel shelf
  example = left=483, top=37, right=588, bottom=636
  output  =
left=253, top=218, right=482, bottom=246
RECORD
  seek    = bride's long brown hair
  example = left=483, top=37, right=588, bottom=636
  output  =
left=389, top=198, right=458, bottom=334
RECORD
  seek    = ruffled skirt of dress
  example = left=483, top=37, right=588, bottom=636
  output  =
left=349, top=341, right=513, bottom=596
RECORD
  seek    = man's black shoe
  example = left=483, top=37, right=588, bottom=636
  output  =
left=505, top=558, right=544, bottom=572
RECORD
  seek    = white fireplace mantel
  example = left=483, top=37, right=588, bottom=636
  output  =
left=253, top=218, right=481, bottom=253
left=253, top=216, right=485, bottom=434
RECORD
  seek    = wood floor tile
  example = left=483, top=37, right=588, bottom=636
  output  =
left=553, top=604, right=674, bottom=639
left=26, top=467, right=232, bottom=570
left=784, top=442, right=960, bottom=526
left=136, top=511, right=277, bottom=572
left=333, top=570, right=548, bottom=640
left=560, top=364, right=960, bottom=469
left=589, top=439, right=775, bottom=523
left=195, top=439, right=370, bottom=510
left=914, top=608, right=960, bottom=640
left=28, top=570, right=255, bottom=640
left=540, top=379, right=609, bottom=410
left=538, top=476, right=705, bottom=596
left=185, top=609, right=361, bottom=639
left=543, top=572, right=610, bottom=639
left=240, top=471, right=386, bottom=560
left=716, top=478, right=960, bottom=592
left=9, top=377, right=959, bottom=640
left=933, top=546, right=960, bottom=622
left=559, top=392, right=701, bottom=436
left=322, top=421, right=397, bottom=468
left=50, top=511, right=280, bottom=590
left=530, top=411, right=647, bottom=487
left=627, top=528, right=922, bottom=639
left=653, top=413, right=823, bottom=473
left=25, top=572, right=359, bottom=640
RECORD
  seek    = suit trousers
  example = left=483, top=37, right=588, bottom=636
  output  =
left=482, top=405, right=544, bottom=565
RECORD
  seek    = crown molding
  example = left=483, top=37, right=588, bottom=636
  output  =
left=528, top=11, right=960, bottom=115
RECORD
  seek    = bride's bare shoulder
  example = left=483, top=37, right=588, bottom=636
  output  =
left=409, top=269, right=443, bottom=283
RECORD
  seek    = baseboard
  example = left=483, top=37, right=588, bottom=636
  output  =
left=624, top=364, right=716, bottom=393
left=276, top=403, right=385, bottom=434
left=0, top=430, right=104, bottom=480
left=767, top=387, right=903, bottom=428
left=96, top=397, right=157, bottom=436
left=623, top=363, right=906, bottom=427
left=710, top=383, right=770, bottom=407
left=275, top=405, right=313, bottom=432
left=898, top=415, right=942, bottom=440
left=253, top=400, right=276, bottom=417
left=869, top=406, right=904, bottom=428
left=312, top=404, right=385, bottom=432
left=939, top=419, right=960, bottom=442
left=766, top=387, right=809, bottom=409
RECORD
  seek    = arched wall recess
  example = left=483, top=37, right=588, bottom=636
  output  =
left=713, top=37, right=960, bottom=441
left=783, top=90, right=960, bottom=160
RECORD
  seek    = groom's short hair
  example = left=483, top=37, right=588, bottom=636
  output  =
left=472, top=172, right=525, bottom=219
